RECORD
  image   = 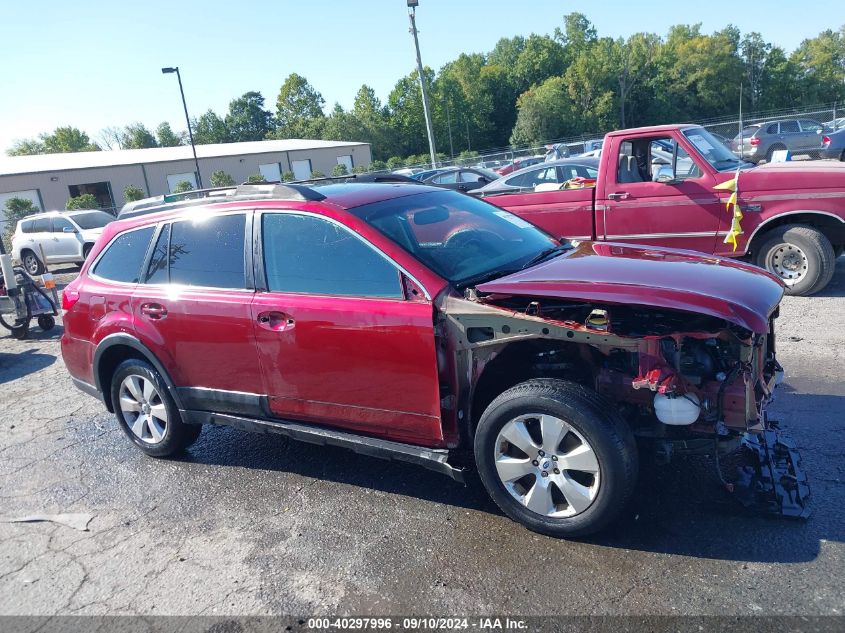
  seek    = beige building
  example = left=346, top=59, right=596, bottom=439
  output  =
left=0, top=139, right=372, bottom=220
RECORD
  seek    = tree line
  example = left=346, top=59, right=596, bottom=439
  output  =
left=7, top=14, right=845, bottom=167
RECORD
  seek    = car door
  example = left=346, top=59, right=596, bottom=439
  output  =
left=457, top=170, right=489, bottom=192
left=130, top=212, right=263, bottom=412
left=251, top=210, right=443, bottom=446
left=599, top=136, right=721, bottom=253
left=50, top=216, right=81, bottom=259
left=776, top=120, right=802, bottom=152
left=28, top=217, right=53, bottom=261
left=798, top=120, right=824, bottom=151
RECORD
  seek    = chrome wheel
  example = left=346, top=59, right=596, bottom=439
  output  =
left=494, top=413, right=600, bottom=518
left=118, top=374, right=168, bottom=444
left=765, top=242, right=808, bottom=285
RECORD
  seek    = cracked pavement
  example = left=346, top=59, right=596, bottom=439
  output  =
left=0, top=262, right=844, bottom=617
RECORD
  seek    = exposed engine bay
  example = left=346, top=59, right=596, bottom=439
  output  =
left=436, top=290, right=809, bottom=518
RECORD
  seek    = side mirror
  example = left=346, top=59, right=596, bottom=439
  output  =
left=62, top=226, right=77, bottom=233
left=654, top=165, right=678, bottom=184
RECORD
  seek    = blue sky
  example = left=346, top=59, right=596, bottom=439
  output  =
left=0, top=0, right=840, bottom=153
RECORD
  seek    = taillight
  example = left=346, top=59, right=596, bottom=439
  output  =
left=750, top=137, right=761, bottom=146
left=822, top=135, right=831, bottom=147
left=62, top=288, right=80, bottom=313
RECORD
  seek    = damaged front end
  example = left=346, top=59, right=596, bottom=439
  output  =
left=439, top=287, right=810, bottom=520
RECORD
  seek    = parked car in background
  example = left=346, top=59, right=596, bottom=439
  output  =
left=731, top=119, right=825, bottom=163
left=422, top=167, right=499, bottom=192
left=61, top=181, right=797, bottom=537
left=477, top=158, right=600, bottom=195
left=495, top=155, right=544, bottom=176
left=11, top=210, right=114, bottom=275
left=819, top=127, right=845, bottom=161
left=823, top=117, right=845, bottom=131
left=411, top=167, right=451, bottom=182
left=392, top=167, right=425, bottom=177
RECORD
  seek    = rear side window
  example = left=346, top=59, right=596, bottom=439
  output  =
left=20, top=220, right=34, bottom=234
left=766, top=124, right=778, bottom=134
left=51, top=217, right=74, bottom=232
left=32, top=218, right=50, bottom=232
left=145, top=224, right=170, bottom=284
left=169, top=214, right=246, bottom=289
left=92, top=227, right=155, bottom=283
left=780, top=120, right=799, bottom=133
left=262, top=213, right=401, bottom=298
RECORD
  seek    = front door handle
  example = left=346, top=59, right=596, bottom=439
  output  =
left=140, top=303, right=168, bottom=320
left=257, top=311, right=295, bottom=332
left=607, top=192, right=629, bottom=200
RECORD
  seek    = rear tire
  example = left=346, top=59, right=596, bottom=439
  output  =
left=111, top=359, right=201, bottom=457
left=21, top=250, right=44, bottom=275
left=754, top=224, right=835, bottom=296
left=474, top=379, right=638, bottom=538
left=37, top=315, right=55, bottom=331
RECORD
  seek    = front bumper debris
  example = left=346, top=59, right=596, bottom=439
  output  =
left=733, top=429, right=811, bottom=519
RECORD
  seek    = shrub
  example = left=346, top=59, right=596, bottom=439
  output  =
left=123, top=184, right=146, bottom=202
left=210, top=170, right=236, bottom=187
left=66, top=193, right=100, bottom=210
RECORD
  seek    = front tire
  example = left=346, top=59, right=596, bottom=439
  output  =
left=474, top=379, right=638, bottom=538
left=754, top=224, right=835, bottom=296
left=111, top=359, right=201, bottom=457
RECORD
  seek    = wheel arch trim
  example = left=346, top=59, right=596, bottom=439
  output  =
left=93, top=333, right=184, bottom=410
left=746, top=210, right=845, bottom=250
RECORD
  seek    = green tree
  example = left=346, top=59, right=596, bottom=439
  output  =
left=192, top=110, right=231, bottom=144
left=612, top=33, right=660, bottom=127
left=310, top=170, right=325, bottom=178
left=156, top=122, right=183, bottom=147
left=225, top=91, right=275, bottom=142
left=9, top=127, right=99, bottom=155
left=274, top=73, right=325, bottom=139
left=510, top=76, right=573, bottom=145
left=369, top=159, right=387, bottom=171
left=790, top=28, right=845, bottom=104
left=172, top=181, right=194, bottom=193
left=741, top=32, right=771, bottom=111
left=7, top=139, right=47, bottom=156
left=331, top=163, right=348, bottom=176
left=121, top=123, right=158, bottom=149
left=246, top=174, right=265, bottom=183
left=210, top=170, right=236, bottom=187
left=3, top=197, right=39, bottom=249
left=281, top=171, right=295, bottom=181
left=512, top=34, right=567, bottom=92
left=66, top=194, right=100, bottom=210
left=488, top=36, right=527, bottom=69
left=123, top=184, right=146, bottom=202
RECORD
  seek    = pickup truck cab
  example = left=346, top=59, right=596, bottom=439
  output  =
left=482, top=124, right=845, bottom=296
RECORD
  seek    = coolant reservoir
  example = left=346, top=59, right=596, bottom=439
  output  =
left=654, top=392, right=700, bottom=425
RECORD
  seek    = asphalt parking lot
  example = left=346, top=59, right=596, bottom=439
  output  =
left=1, top=262, right=844, bottom=618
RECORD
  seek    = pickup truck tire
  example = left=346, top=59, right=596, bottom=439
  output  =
left=21, top=249, right=45, bottom=276
left=474, top=378, right=638, bottom=538
left=111, top=359, right=202, bottom=457
left=754, top=224, right=835, bottom=296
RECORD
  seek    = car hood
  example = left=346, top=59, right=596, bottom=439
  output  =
left=720, top=160, right=845, bottom=192
left=476, top=242, right=784, bottom=333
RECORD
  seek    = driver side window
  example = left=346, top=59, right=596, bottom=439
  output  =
left=617, top=137, right=702, bottom=183
left=262, top=213, right=402, bottom=299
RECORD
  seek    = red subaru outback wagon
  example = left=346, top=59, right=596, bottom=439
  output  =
left=62, top=182, right=805, bottom=536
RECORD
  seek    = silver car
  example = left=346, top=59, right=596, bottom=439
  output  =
left=819, top=127, right=845, bottom=161
left=475, top=158, right=600, bottom=195
left=731, top=118, right=825, bottom=163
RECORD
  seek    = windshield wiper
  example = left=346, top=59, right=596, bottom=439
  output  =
left=520, top=241, right=573, bottom=270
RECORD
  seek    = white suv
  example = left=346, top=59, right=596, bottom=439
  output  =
left=11, top=210, right=114, bottom=275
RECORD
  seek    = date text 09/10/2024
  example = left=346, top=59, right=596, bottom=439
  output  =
left=306, top=617, right=528, bottom=630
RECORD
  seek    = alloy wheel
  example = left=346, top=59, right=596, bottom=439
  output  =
left=765, top=242, right=808, bottom=286
left=23, top=253, right=40, bottom=275
left=494, top=413, right=600, bottom=518
left=118, top=374, right=168, bottom=444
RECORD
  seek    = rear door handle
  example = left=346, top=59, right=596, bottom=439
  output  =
left=257, top=311, right=295, bottom=332
left=140, top=303, right=167, bottom=320
left=607, top=192, right=629, bottom=200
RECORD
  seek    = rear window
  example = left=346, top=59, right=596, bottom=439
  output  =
left=741, top=126, right=761, bottom=138
left=168, top=214, right=246, bottom=289
left=71, top=211, right=114, bottom=230
left=92, top=227, right=155, bottom=284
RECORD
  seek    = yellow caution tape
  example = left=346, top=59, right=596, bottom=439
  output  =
left=715, top=170, right=742, bottom=251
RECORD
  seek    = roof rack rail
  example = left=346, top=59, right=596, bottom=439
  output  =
left=118, top=182, right=326, bottom=220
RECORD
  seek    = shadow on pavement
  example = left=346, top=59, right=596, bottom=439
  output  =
left=177, top=386, right=843, bottom=564
left=0, top=348, right=57, bottom=384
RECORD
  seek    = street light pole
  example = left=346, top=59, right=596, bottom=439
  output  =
left=161, top=66, right=203, bottom=189
left=407, top=1, right=437, bottom=169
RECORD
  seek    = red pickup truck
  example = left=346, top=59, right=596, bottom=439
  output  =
left=481, top=124, right=845, bottom=296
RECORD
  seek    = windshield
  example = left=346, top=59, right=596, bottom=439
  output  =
left=683, top=128, right=748, bottom=171
left=349, top=190, right=556, bottom=286
left=70, top=211, right=114, bottom=230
